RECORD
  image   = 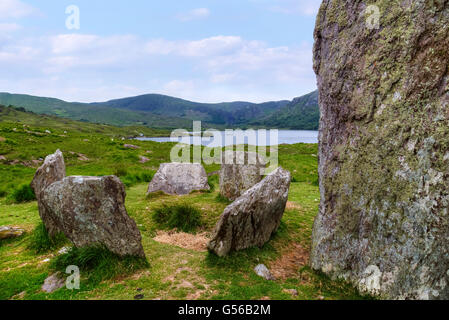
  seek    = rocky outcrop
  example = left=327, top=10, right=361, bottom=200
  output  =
left=147, top=163, right=210, bottom=195
left=41, top=176, right=145, bottom=257
left=208, top=167, right=291, bottom=256
left=30, top=149, right=66, bottom=236
left=311, top=1, right=449, bottom=299
left=0, top=226, right=24, bottom=240
left=219, top=151, right=267, bottom=201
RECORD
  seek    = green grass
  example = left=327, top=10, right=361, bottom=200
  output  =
left=0, top=109, right=368, bottom=300
left=51, top=246, right=149, bottom=286
left=152, top=203, right=203, bottom=233
left=27, top=223, right=68, bottom=254
left=8, top=184, right=36, bottom=204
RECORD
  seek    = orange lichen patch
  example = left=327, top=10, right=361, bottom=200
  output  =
left=153, top=231, right=209, bottom=252
left=269, top=243, right=309, bottom=280
left=286, top=201, right=302, bottom=211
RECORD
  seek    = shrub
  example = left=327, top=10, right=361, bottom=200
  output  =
left=10, top=184, right=36, bottom=203
left=0, top=189, right=7, bottom=198
left=51, top=245, right=149, bottom=285
left=28, top=223, right=67, bottom=254
left=152, top=203, right=203, bottom=233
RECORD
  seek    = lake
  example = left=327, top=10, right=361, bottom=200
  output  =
left=136, top=130, right=318, bottom=147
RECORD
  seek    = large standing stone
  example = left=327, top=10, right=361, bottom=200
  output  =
left=219, top=151, right=267, bottom=201
left=208, top=167, right=291, bottom=256
left=30, top=149, right=66, bottom=236
left=311, top=1, right=449, bottom=299
left=41, top=175, right=145, bottom=257
left=147, top=163, right=210, bottom=195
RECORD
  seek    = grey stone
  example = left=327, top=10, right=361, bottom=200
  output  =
left=42, top=273, right=65, bottom=293
left=41, top=175, right=145, bottom=257
left=147, top=163, right=210, bottom=195
left=219, top=151, right=267, bottom=201
left=311, top=0, right=449, bottom=299
left=0, top=226, right=24, bottom=240
left=208, top=167, right=291, bottom=256
left=254, top=264, right=275, bottom=281
left=30, top=149, right=66, bottom=237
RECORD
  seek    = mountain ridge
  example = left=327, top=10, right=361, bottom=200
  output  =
left=0, top=91, right=318, bottom=130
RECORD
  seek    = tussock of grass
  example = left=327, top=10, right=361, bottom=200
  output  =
left=152, top=203, right=203, bottom=233
left=27, top=223, right=68, bottom=254
left=207, top=175, right=218, bottom=193
left=51, top=245, right=149, bottom=285
left=9, top=184, right=36, bottom=203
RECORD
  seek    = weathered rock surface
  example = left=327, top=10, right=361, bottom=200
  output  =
left=41, top=175, right=145, bottom=257
left=219, top=151, right=267, bottom=201
left=208, top=167, right=291, bottom=256
left=311, top=1, right=449, bottom=299
left=147, top=163, right=210, bottom=195
left=42, top=273, right=65, bottom=293
left=0, top=226, right=24, bottom=240
left=254, top=264, right=275, bottom=281
left=30, top=149, right=66, bottom=236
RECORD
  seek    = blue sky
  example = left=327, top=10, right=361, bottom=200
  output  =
left=0, top=0, right=320, bottom=103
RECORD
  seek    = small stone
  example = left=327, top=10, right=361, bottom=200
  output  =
left=58, top=247, right=70, bottom=255
left=283, top=289, right=298, bottom=296
left=42, top=273, right=65, bottom=293
left=0, top=226, right=25, bottom=240
left=124, top=144, right=140, bottom=149
left=139, top=156, right=150, bottom=164
left=254, top=264, right=275, bottom=281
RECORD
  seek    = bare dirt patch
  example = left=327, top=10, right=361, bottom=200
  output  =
left=286, top=201, right=302, bottom=211
left=269, top=243, right=309, bottom=280
left=153, top=230, right=209, bottom=252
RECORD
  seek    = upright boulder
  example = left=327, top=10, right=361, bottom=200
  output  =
left=311, top=1, right=449, bottom=299
left=147, top=163, right=210, bottom=195
left=30, top=149, right=66, bottom=236
left=208, top=167, right=291, bottom=256
left=219, top=151, right=267, bottom=201
left=41, top=176, right=145, bottom=257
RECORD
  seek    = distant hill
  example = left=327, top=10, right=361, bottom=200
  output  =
left=250, top=91, right=319, bottom=130
left=0, top=91, right=319, bottom=130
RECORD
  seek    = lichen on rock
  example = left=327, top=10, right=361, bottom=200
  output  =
left=311, top=0, right=449, bottom=299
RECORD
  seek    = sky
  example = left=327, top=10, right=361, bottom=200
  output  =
left=0, top=0, right=320, bottom=103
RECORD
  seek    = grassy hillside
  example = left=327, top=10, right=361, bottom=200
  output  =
left=251, top=91, right=319, bottom=130
left=0, top=109, right=367, bottom=300
left=0, top=93, right=194, bottom=129
left=0, top=91, right=318, bottom=130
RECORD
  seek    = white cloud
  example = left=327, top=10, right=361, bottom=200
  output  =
left=0, top=23, right=21, bottom=32
left=252, top=0, right=321, bottom=16
left=0, top=0, right=36, bottom=19
left=177, top=8, right=210, bottom=22
left=0, top=32, right=316, bottom=102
